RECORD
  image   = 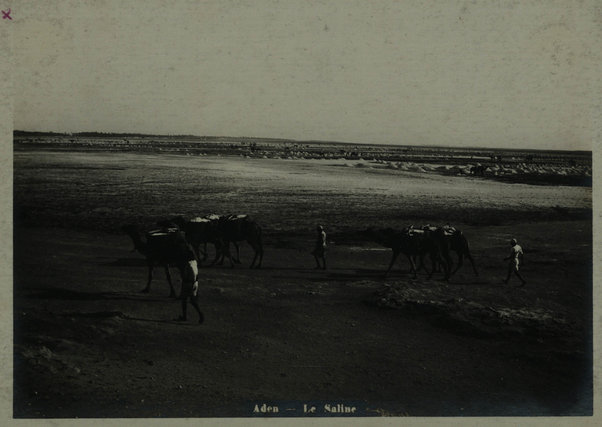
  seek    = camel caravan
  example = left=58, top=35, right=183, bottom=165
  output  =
left=122, top=214, right=264, bottom=295
left=122, top=215, right=477, bottom=310
left=364, top=224, right=478, bottom=281
left=163, top=214, right=263, bottom=269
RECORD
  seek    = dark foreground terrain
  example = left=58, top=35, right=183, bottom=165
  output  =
left=13, top=148, right=592, bottom=417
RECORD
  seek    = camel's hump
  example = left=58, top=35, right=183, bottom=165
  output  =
left=190, top=217, right=211, bottom=223
left=227, top=214, right=248, bottom=220
left=147, top=227, right=179, bottom=236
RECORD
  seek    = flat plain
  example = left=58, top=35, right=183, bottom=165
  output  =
left=12, top=139, right=593, bottom=417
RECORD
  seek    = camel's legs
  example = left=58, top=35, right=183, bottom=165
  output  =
left=422, top=251, right=442, bottom=274
left=440, top=252, right=452, bottom=281
left=228, top=244, right=236, bottom=268
left=164, top=266, right=177, bottom=297
left=445, top=255, right=454, bottom=274
left=249, top=240, right=263, bottom=268
left=451, top=253, right=463, bottom=275
left=256, top=248, right=264, bottom=268
left=418, top=252, right=442, bottom=275
left=192, top=245, right=204, bottom=266
left=405, top=254, right=417, bottom=278
left=434, top=256, right=450, bottom=273
left=427, top=254, right=437, bottom=279
left=415, top=254, right=425, bottom=273
left=196, top=245, right=207, bottom=262
left=450, top=249, right=477, bottom=277
left=143, top=264, right=154, bottom=293
left=427, top=252, right=449, bottom=280
left=256, top=240, right=263, bottom=268
left=385, top=250, right=400, bottom=277
left=220, top=241, right=240, bottom=264
left=233, top=242, right=241, bottom=264
left=466, top=250, right=478, bottom=276
left=209, top=242, right=223, bottom=266
left=219, top=241, right=235, bottom=268
left=143, top=264, right=176, bottom=296
left=417, top=253, right=435, bottom=275
left=210, top=243, right=218, bottom=262
left=211, top=240, right=229, bottom=266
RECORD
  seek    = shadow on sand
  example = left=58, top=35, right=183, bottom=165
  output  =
left=55, top=310, right=198, bottom=326
left=104, top=258, right=148, bottom=267
left=21, top=287, right=174, bottom=302
left=306, top=268, right=391, bottom=282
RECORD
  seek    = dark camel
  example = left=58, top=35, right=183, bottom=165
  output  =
left=122, top=224, right=196, bottom=297
left=217, top=215, right=264, bottom=268
left=418, top=225, right=478, bottom=276
left=446, top=228, right=478, bottom=276
left=364, top=227, right=450, bottom=280
left=167, top=215, right=223, bottom=264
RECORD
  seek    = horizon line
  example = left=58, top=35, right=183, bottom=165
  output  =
left=12, top=130, right=592, bottom=154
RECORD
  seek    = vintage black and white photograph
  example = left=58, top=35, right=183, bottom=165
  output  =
left=8, top=0, right=598, bottom=421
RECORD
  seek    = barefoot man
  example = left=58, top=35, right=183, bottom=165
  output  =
left=312, top=225, right=327, bottom=270
left=176, top=245, right=204, bottom=324
left=503, top=238, right=526, bottom=286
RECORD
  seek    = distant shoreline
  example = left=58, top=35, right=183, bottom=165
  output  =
left=12, top=131, right=592, bottom=155
left=13, top=142, right=592, bottom=189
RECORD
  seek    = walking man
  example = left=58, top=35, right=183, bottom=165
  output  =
left=312, top=225, right=327, bottom=270
left=175, top=245, right=204, bottom=324
left=503, top=238, right=526, bottom=286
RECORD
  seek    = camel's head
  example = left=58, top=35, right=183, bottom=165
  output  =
left=362, top=227, right=376, bottom=238
left=167, top=216, right=187, bottom=229
left=121, top=224, right=139, bottom=236
left=156, top=218, right=181, bottom=230
left=363, top=227, right=393, bottom=240
left=121, top=224, right=143, bottom=252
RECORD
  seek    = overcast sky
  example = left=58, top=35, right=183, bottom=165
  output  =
left=13, top=0, right=599, bottom=150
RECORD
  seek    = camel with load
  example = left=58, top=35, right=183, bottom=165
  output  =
left=121, top=224, right=198, bottom=297
left=414, top=225, right=478, bottom=277
left=364, top=227, right=451, bottom=280
left=167, top=215, right=223, bottom=264
left=217, top=214, right=264, bottom=268
left=442, top=227, right=478, bottom=276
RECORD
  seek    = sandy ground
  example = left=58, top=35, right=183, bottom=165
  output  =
left=13, top=150, right=592, bottom=417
